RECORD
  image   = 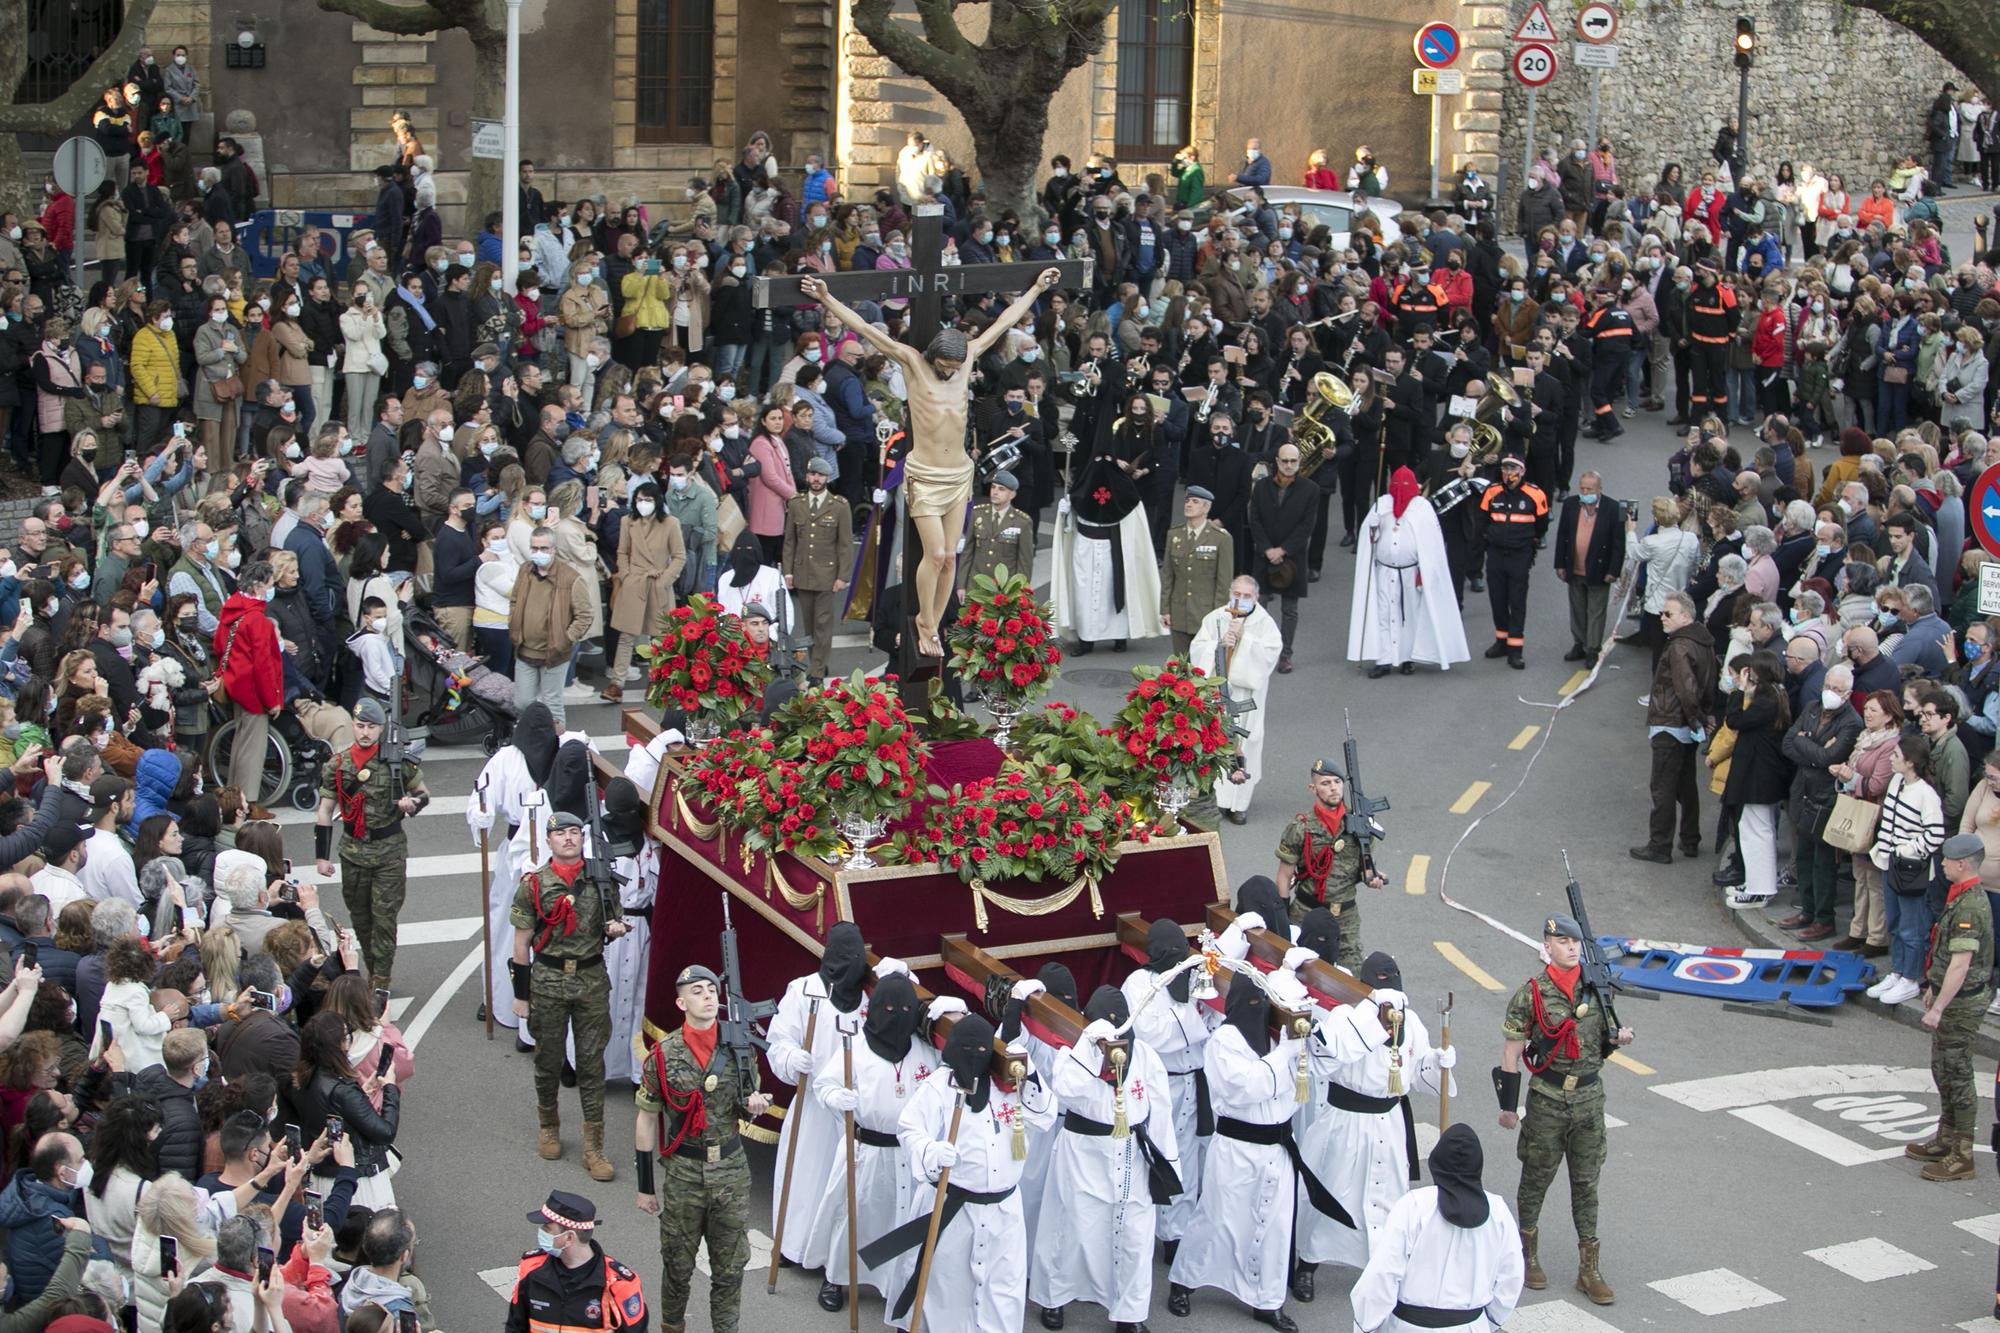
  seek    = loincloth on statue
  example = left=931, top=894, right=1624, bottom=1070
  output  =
left=903, top=452, right=975, bottom=520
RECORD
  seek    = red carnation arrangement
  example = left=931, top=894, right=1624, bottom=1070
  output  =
left=677, top=728, right=841, bottom=860
left=892, top=768, right=1147, bottom=884
left=1110, top=658, right=1232, bottom=793
left=638, top=593, right=773, bottom=732
left=771, top=671, right=930, bottom=826
left=946, top=565, right=1062, bottom=706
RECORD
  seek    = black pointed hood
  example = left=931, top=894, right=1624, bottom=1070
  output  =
left=1235, top=875, right=1287, bottom=932
left=1035, top=961, right=1078, bottom=1011
left=1222, top=974, right=1271, bottom=1057
left=601, top=777, right=646, bottom=858
left=1297, top=908, right=1341, bottom=968
left=1084, top=984, right=1130, bottom=1028
left=864, top=972, right=919, bottom=1065
left=819, top=921, right=867, bottom=1012
left=1146, top=919, right=1193, bottom=1003
left=514, top=702, right=560, bottom=785
left=943, top=1013, right=995, bottom=1112
left=1429, top=1123, right=1491, bottom=1228
left=1359, top=951, right=1402, bottom=991
left=546, top=739, right=595, bottom=821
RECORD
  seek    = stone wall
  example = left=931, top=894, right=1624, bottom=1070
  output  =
left=1495, top=0, right=1972, bottom=202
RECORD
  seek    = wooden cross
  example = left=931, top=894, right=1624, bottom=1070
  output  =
left=752, top=203, right=1095, bottom=344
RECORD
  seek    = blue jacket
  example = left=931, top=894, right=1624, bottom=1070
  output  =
left=1230, top=155, right=1271, bottom=189
left=1889, top=611, right=1952, bottom=676
left=0, top=1171, right=79, bottom=1304
left=1736, top=233, right=1783, bottom=275
left=126, top=747, right=183, bottom=837
left=823, top=361, right=876, bottom=450
left=281, top=523, right=340, bottom=623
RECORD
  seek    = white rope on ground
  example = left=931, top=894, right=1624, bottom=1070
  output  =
left=1434, top=555, right=1644, bottom=954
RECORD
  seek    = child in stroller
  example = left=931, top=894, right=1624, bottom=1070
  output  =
left=407, top=605, right=516, bottom=754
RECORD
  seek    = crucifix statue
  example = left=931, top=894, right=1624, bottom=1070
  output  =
left=754, top=205, right=1094, bottom=669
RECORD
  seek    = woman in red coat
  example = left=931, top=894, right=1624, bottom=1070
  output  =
left=1302, top=148, right=1340, bottom=191
left=214, top=560, right=285, bottom=799
left=1750, top=293, right=1792, bottom=416
left=1684, top=170, right=1728, bottom=241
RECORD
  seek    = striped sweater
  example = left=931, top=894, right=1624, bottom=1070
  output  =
left=1869, top=773, right=1944, bottom=870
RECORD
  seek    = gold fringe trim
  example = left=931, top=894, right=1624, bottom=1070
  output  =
left=767, top=858, right=826, bottom=933
left=969, top=875, right=1103, bottom=933
left=674, top=791, right=719, bottom=840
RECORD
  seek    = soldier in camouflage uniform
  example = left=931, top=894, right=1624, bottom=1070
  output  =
left=1494, top=913, right=1634, bottom=1307
left=1909, top=833, right=1995, bottom=1182
left=510, top=810, right=629, bottom=1182
left=313, top=696, right=429, bottom=989
left=1274, top=757, right=1384, bottom=970
left=958, top=471, right=1037, bottom=592
left=634, top=964, right=773, bottom=1333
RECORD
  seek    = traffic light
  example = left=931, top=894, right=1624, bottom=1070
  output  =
left=1734, top=16, right=1756, bottom=69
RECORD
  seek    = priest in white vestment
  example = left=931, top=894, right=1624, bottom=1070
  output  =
left=1190, top=576, right=1284, bottom=823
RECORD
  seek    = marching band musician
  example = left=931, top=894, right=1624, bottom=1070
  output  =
left=1275, top=326, right=1329, bottom=411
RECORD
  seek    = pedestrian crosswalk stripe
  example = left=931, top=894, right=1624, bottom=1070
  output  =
left=1509, top=724, right=1540, bottom=750
left=1608, top=1051, right=1654, bottom=1076
left=1802, top=1237, right=1936, bottom=1281
left=320, top=852, right=485, bottom=883
left=397, top=916, right=483, bottom=947
left=1954, top=1213, right=2000, bottom=1245
left=1647, top=1267, right=1784, bottom=1316
left=1729, top=1104, right=1906, bottom=1167
left=401, top=942, right=485, bottom=1054
left=477, top=1265, right=517, bottom=1300
left=1433, top=941, right=1505, bottom=992
left=1448, top=781, right=1490, bottom=814
left=1405, top=853, right=1430, bottom=895
left=1505, top=1301, right=1625, bottom=1330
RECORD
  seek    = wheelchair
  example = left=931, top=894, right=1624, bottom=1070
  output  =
left=200, top=704, right=332, bottom=812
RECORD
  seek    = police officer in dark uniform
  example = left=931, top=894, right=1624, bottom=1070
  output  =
left=1475, top=454, right=1549, bottom=669
left=1581, top=286, right=1636, bottom=442
left=507, top=1191, right=648, bottom=1333
left=634, top=964, right=773, bottom=1333
left=1686, top=262, right=1739, bottom=420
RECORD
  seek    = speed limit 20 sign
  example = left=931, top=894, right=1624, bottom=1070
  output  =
left=1511, top=41, right=1556, bottom=86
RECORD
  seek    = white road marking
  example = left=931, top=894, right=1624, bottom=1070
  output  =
left=387, top=997, right=413, bottom=1024
left=396, top=916, right=483, bottom=947
left=321, top=852, right=486, bottom=883
left=274, top=795, right=473, bottom=826
left=1728, top=1105, right=1906, bottom=1167
left=401, top=942, right=485, bottom=1053
left=1955, top=1214, right=2000, bottom=1245
left=1647, top=1268, right=1785, bottom=1316
left=1651, top=1065, right=1961, bottom=1113
left=1802, top=1237, right=1936, bottom=1282
left=696, top=1228, right=773, bottom=1278
left=1504, top=1302, right=1626, bottom=1331
left=478, top=1265, right=517, bottom=1299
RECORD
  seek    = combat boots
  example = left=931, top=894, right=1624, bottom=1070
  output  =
left=1575, top=1238, right=1614, bottom=1305
left=537, top=1105, right=562, bottom=1160
left=583, top=1121, right=615, bottom=1181
left=1521, top=1227, right=1546, bottom=1289
left=1921, top=1132, right=1975, bottom=1181
left=1905, top=1130, right=1951, bottom=1161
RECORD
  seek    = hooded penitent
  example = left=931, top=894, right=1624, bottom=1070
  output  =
left=943, top=1012, right=996, bottom=1111
left=1235, top=874, right=1287, bottom=930
left=1359, top=950, right=1403, bottom=991
left=1035, top=960, right=1079, bottom=1011
left=1389, top=465, right=1420, bottom=519
left=546, top=739, right=595, bottom=820
left=819, top=921, right=868, bottom=1012
left=1084, top=983, right=1131, bottom=1030
left=1146, top=918, right=1193, bottom=1003
left=514, top=701, right=560, bottom=786
left=1297, top=908, right=1342, bottom=968
left=864, top=971, right=919, bottom=1064
left=601, top=777, right=646, bottom=857
left=1428, top=1122, right=1491, bottom=1227
left=1222, top=970, right=1271, bottom=1057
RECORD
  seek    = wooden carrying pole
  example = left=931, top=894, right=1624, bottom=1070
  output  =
left=1437, top=992, right=1454, bottom=1132
left=1202, top=904, right=1376, bottom=1008
left=938, top=934, right=1094, bottom=1049
left=908, top=1093, right=964, bottom=1333
left=476, top=780, right=493, bottom=1039
left=765, top=1003, right=820, bottom=1292
left=842, top=1030, right=859, bottom=1331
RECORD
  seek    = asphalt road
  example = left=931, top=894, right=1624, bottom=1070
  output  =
left=305, top=191, right=2000, bottom=1332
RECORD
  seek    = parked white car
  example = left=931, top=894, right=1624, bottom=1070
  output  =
left=1201, top=186, right=1406, bottom=251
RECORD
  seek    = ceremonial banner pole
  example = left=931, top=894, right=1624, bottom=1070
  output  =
left=842, top=1029, right=859, bottom=1331
left=477, top=778, right=493, bottom=1039
left=765, top=1002, right=821, bottom=1292
left=909, top=1093, right=965, bottom=1333
left=1437, top=991, right=1454, bottom=1131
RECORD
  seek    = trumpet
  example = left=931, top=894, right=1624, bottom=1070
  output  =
left=1196, top=381, right=1219, bottom=423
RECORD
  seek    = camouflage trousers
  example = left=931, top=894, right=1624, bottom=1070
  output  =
left=1932, top=995, right=1987, bottom=1137
left=657, top=1150, right=752, bottom=1333
left=1516, top=1079, right=1608, bottom=1239
left=530, top=959, right=611, bottom=1121
left=1288, top=893, right=1362, bottom=972
left=340, top=832, right=407, bottom=985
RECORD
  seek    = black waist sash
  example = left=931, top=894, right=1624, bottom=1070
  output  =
left=1076, top=517, right=1128, bottom=612
left=862, top=1181, right=1017, bottom=1320
left=1393, top=1300, right=1488, bottom=1328
left=1324, top=1081, right=1423, bottom=1185
left=854, top=1125, right=898, bottom=1148
left=1060, top=1110, right=1184, bottom=1204
left=1215, top=1115, right=1355, bottom=1228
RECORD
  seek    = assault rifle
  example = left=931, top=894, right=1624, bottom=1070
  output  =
left=1341, top=709, right=1390, bottom=882
left=1562, top=849, right=1624, bottom=1051
left=583, top=777, right=623, bottom=945
left=771, top=589, right=812, bottom=685
left=719, top=895, right=776, bottom=1101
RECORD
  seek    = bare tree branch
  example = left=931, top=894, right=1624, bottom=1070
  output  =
left=0, top=0, right=163, bottom=133
left=850, top=0, right=978, bottom=92
left=910, top=0, right=976, bottom=61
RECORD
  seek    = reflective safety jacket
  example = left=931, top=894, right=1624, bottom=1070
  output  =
left=507, top=1245, right=648, bottom=1333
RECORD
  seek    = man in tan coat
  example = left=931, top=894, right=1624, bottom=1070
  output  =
left=510, top=526, right=595, bottom=726
left=781, top=457, right=851, bottom=680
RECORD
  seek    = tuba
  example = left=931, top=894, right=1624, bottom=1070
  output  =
left=1293, top=371, right=1355, bottom=479
left=1468, top=377, right=1519, bottom=459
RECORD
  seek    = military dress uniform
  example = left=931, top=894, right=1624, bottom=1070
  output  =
left=960, top=499, right=1037, bottom=592
left=636, top=1007, right=755, bottom=1333
left=781, top=480, right=853, bottom=679
left=319, top=741, right=424, bottom=986
left=1500, top=916, right=1613, bottom=1303
left=1160, top=517, right=1234, bottom=660
left=1276, top=810, right=1366, bottom=971
left=1911, top=864, right=1994, bottom=1180
left=512, top=848, right=617, bottom=1175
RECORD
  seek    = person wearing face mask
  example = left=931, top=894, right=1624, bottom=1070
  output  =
left=602, top=482, right=686, bottom=703
left=509, top=1191, right=646, bottom=1333
left=1552, top=472, right=1628, bottom=667
left=558, top=262, right=611, bottom=413
left=213, top=560, right=285, bottom=797
left=1181, top=574, right=1280, bottom=825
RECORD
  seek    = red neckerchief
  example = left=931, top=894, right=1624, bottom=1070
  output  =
left=1925, top=876, right=1985, bottom=978
left=530, top=859, right=586, bottom=950
left=1296, top=801, right=1347, bottom=898
left=1545, top=963, right=1580, bottom=1000
left=683, top=1021, right=718, bottom=1069
left=1523, top=970, right=1582, bottom=1070
left=332, top=743, right=380, bottom=837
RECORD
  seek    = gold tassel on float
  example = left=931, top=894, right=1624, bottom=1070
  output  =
left=1109, top=1047, right=1130, bottom=1139
left=1293, top=1017, right=1311, bottom=1104
left=1009, top=1061, right=1029, bottom=1160
left=1386, top=1007, right=1405, bottom=1097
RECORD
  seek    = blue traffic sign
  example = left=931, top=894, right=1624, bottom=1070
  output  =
left=1413, top=22, right=1461, bottom=70
left=1973, top=464, right=2000, bottom=558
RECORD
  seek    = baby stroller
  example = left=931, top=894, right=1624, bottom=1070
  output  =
left=405, top=605, right=516, bottom=755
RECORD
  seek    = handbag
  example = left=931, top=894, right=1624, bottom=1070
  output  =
left=613, top=311, right=639, bottom=339
left=1887, top=850, right=1938, bottom=898
left=367, top=349, right=390, bottom=376
left=1882, top=365, right=1911, bottom=384
left=1821, top=792, right=1881, bottom=853
left=210, top=373, right=242, bottom=401
left=209, top=619, right=239, bottom=703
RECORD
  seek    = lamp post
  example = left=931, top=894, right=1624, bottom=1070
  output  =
left=501, top=0, right=523, bottom=292
left=1733, top=17, right=1755, bottom=174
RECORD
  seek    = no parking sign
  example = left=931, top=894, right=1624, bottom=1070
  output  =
left=1971, top=463, right=2000, bottom=558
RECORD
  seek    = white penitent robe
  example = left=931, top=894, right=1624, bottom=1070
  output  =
left=601, top=846, right=656, bottom=1084
left=767, top=975, right=868, bottom=1267
left=1348, top=1188, right=1525, bottom=1332
left=807, top=1033, right=939, bottom=1298
left=1347, top=495, right=1469, bottom=668
left=1297, top=991, right=1454, bottom=1271
left=1053, top=500, right=1163, bottom=643
left=1120, top=966, right=1217, bottom=1242
left=1189, top=603, right=1284, bottom=813
left=1030, top=1036, right=1180, bottom=1323
left=895, top=1061, right=1057, bottom=1333
left=1017, top=1034, right=1065, bottom=1247
left=1166, top=1025, right=1308, bottom=1311
left=465, top=728, right=595, bottom=1035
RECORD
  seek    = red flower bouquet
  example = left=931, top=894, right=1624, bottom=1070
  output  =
left=638, top=593, right=773, bottom=734
left=771, top=672, right=933, bottom=864
left=893, top=768, right=1148, bottom=886
left=946, top=565, right=1062, bottom=707
left=676, top=728, right=841, bottom=860
left=1111, top=658, right=1232, bottom=796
